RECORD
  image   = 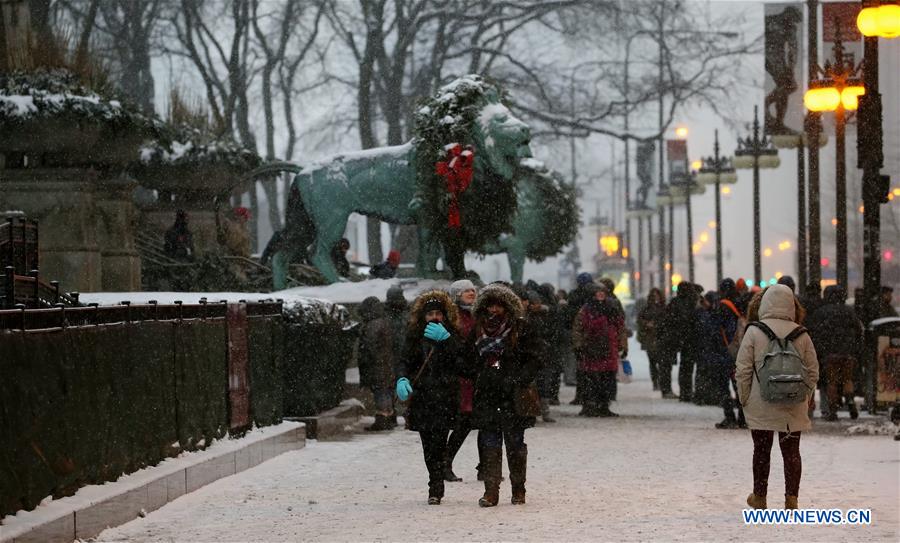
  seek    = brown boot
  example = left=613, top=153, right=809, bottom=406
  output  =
left=746, top=493, right=767, bottom=509
left=508, top=445, right=527, bottom=505
left=785, top=495, right=798, bottom=510
left=478, top=447, right=502, bottom=507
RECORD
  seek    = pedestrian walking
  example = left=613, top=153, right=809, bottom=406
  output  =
left=637, top=288, right=669, bottom=394
left=395, top=290, right=463, bottom=505
left=572, top=283, right=625, bottom=417
left=538, top=283, right=565, bottom=405
left=715, top=279, right=748, bottom=429
left=693, top=291, right=722, bottom=406
left=357, top=297, right=397, bottom=431
left=737, top=285, right=819, bottom=510
left=805, top=285, right=863, bottom=421
left=663, top=282, right=701, bottom=402
left=467, top=283, right=544, bottom=507
left=563, top=272, right=596, bottom=405
left=444, top=279, right=478, bottom=482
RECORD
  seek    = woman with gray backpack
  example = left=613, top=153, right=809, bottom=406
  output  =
left=736, top=284, right=819, bottom=511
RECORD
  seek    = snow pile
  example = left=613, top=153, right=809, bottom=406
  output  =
left=0, top=69, right=157, bottom=131
left=136, top=125, right=261, bottom=171
left=78, top=290, right=351, bottom=327
left=846, top=420, right=899, bottom=436
left=278, top=277, right=453, bottom=305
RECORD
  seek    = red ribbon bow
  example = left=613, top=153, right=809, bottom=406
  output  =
left=435, top=143, right=475, bottom=229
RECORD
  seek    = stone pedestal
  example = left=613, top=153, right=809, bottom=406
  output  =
left=0, top=169, right=102, bottom=292
left=96, top=176, right=142, bottom=291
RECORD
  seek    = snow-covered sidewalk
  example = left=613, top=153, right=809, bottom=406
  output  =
left=96, top=362, right=899, bottom=542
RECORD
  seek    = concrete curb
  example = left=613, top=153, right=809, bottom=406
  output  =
left=288, top=399, right=364, bottom=440
left=0, top=422, right=305, bottom=543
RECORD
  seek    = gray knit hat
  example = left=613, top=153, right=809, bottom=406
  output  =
left=449, top=279, right=476, bottom=300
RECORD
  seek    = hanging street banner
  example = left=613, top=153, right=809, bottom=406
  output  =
left=764, top=3, right=805, bottom=144
left=666, top=139, right=689, bottom=185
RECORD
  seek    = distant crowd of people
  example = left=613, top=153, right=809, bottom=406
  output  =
left=635, top=275, right=897, bottom=427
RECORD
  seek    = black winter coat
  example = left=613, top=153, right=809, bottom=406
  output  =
left=396, top=330, right=462, bottom=432
left=806, top=302, right=863, bottom=358
left=466, top=318, right=544, bottom=431
left=661, top=294, right=699, bottom=357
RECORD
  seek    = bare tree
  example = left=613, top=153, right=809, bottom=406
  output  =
left=169, top=0, right=261, bottom=247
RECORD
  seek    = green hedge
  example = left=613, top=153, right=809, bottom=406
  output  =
left=282, top=321, right=355, bottom=417
left=0, top=314, right=281, bottom=518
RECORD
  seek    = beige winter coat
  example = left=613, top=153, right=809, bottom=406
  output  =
left=735, top=284, right=819, bottom=433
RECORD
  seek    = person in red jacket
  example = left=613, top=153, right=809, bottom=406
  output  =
left=444, top=279, right=478, bottom=482
left=572, top=284, right=625, bottom=417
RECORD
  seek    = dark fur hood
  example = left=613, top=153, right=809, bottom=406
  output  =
left=473, top=283, right=523, bottom=320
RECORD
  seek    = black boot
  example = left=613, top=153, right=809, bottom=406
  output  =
left=541, top=398, right=556, bottom=423
left=428, top=469, right=445, bottom=505
left=847, top=397, right=859, bottom=420
left=507, top=445, right=527, bottom=505
left=478, top=447, right=502, bottom=507
left=443, top=452, right=462, bottom=482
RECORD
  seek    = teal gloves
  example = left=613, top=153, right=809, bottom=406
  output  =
left=396, top=377, right=412, bottom=401
left=424, top=322, right=450, bottom=342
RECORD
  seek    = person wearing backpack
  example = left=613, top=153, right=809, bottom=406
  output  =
left=573, top=283, right=626, bottom=417
left=736, top=284, right=819, bottom=511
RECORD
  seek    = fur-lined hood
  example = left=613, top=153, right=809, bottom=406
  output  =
left=407, top=289, right=459, bottom=333
left=473, top=283, right=524, bottom=320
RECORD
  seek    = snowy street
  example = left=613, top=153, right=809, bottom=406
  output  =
left=97, top=343, right=899, bottom=542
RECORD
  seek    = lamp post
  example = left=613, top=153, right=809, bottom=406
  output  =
left=696, top=130, right=738, bottom=285
left=655, top=184, right=686, bottom=292
left=803, top=28, right=866, bottom=290
left=735, top=106, right=780, bottom=286
left=671, top=169, right=705, bottom=284
left=856, top=0, right=898, bottom=411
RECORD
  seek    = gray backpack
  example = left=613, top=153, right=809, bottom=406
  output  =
left=747, top=321, right=809, bottom=404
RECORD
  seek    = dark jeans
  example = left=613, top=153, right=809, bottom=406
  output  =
left=653, top=351, right=674, bottom=394
left=678, top=352, right=695, bottom=400
left=718, top=366, right=745, bottom=424
left=478, top=428, right=525, bottom=452
left=825, top=354, right=857, bottom=412
left=419, top=429, right=450, bottom=498
left=751, top=430, right=802, bottom=497
left=583, top=370, right=617, bottom=409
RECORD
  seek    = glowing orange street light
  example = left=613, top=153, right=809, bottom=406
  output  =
left=675, top=126, right=689, bottom=139
left=858, top=3, right=900, bottom=38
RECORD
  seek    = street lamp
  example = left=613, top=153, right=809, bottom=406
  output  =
left=857, top=0, right=898, bottom=412
left=803, top=30, right=864, bottom=290
left=696, top=130, right=738, bottom=285
left=858, top=3, right=900, bottom=37
left=671, top=173, right=705, bottom=283
left=735, top=105, right=780, bottom=285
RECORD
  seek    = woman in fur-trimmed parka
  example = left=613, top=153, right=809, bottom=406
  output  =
left=466, top=283, right=545, bottom=507
left=394, top=289, right=462, bottom=505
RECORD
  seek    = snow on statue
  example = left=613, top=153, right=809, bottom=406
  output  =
left=265, top=75, right=533, bottom=285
